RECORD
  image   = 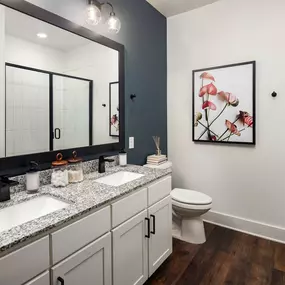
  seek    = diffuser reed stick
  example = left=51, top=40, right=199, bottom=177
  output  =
left=152, top=136, right=161, bottom=156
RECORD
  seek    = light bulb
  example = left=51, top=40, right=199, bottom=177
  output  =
left=86, top=3, right=101, bottom=26
left=37, top=33, right=48, bottom=39
left=107, top=13, right=121, bottom=34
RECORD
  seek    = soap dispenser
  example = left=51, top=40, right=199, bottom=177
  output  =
left=119, top=149, right=127, bottom=167
left=26, top=161, right=40, bottom=194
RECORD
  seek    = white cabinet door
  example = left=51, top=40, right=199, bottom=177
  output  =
left=148, top=195, right=173, bottom=276
left=112, top=210, right=148, bottom=285
left=24, top=272, right=49, bottom=285
left=51, top=233, right=112, bottom=285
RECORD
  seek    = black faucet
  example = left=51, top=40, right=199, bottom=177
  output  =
left=98, top=156, right=115, bottom=173
left=0, top=176, right=19, bottom=202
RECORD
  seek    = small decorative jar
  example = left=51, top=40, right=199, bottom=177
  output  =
left=51, top=153, right=69, bottom=187
left=68, top=151, right=84, bottom=183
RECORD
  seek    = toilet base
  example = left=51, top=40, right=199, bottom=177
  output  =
left=172, top=217, right=206, bottom=244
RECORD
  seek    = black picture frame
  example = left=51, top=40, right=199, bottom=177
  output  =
left=0, top=0, right=125, bottom=176
left=109, top=82, right=119, bottom=138
left=192, top=61, right=256, bottom=145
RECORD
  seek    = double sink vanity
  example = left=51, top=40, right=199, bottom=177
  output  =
left=0, top=165, right=172, bottom=285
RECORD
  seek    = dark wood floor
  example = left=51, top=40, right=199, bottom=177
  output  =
left=146, top=223, right=285, bottom=285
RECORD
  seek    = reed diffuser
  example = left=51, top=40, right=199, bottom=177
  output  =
left=152, top=136, right=161, bottom=156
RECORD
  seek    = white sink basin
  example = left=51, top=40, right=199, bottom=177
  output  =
left=95, top=171, right=144, bottom=187
left=0, top=196, right=69, bottom=233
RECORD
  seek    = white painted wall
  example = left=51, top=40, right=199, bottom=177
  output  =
left=5, top=35, right=66, bottom=73
left=0, top=6, right=5, bottom=158
left=168, top=0, right=285, bottom=242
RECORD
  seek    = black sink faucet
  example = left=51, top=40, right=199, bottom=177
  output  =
left=98, top=156, right=115, bottom=173
left=0, top=176, right=19, bottom=202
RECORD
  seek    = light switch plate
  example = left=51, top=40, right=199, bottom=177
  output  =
left=129, top=137, right=134, bottom=149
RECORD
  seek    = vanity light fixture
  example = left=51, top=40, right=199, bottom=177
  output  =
left=37, top=33, right=48, bottom=39
left=86, top=0, right=121, bottom=34
left=86, top=0, right=102, bottom=26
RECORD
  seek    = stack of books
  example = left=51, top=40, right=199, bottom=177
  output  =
left=147, top=154, right=167, bottom=166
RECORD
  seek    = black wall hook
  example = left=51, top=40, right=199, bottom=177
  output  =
left=102, top=104, right=106, bottom=107
left=271, top=91, right=277, bottom=98
left=130, top=94, right=136, bottom=100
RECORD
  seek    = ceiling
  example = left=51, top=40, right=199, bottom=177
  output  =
left=5, top=7, right=91, bottom=52
left=147, top=0, right=221, bottom=17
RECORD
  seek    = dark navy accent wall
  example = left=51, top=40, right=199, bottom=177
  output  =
left=26, top=0, right=167, bottom=165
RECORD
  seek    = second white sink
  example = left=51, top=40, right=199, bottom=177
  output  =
left=0, top=196, right=69, bottom=233
left=95, top=171, right=144, bottom=187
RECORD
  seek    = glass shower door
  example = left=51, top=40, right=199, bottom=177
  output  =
left=53, top=75, right=90, bottom=151
left=5, top=65, right=50, bottom=157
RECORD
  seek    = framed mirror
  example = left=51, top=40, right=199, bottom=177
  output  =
left=0, top=0, right=125, bottom=174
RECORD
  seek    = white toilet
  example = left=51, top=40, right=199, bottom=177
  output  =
left=171, top=188, right=212, bottom=244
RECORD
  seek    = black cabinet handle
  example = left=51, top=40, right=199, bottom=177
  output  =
left=145, top=217, right=150, bottom=238
left=54, top=128, right=61, bottom=139
left=150, top=214, right=156, bottom=235
left=58, top=277, right=65, bottom=285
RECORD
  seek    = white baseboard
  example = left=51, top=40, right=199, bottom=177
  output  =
left=203, top=210, right=285, bottom=244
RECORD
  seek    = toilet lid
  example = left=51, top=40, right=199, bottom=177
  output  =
left=171, top=188, right=212, bottom=205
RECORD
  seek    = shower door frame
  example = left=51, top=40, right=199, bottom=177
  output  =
left=5, top=62, right=93, bottom=155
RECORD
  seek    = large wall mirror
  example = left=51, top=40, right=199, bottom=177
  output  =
left=0, top=0, right=125, bottom=174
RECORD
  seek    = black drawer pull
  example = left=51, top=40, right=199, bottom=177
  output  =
left=150, top=214, right=156, bottom=235
left=58, top=277, right=65, bottom=285
left=145, top=217, right=150, bottom=238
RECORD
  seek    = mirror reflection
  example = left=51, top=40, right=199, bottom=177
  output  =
left=1, top=6, right=120, bottom=158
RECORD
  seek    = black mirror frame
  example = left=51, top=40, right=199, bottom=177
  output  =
left=0, top=0, right=125, bottom=176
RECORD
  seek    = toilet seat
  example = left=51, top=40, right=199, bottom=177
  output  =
left=171, top=188, right=212, bottom=205
left=172, top=199, right=212, bottom=210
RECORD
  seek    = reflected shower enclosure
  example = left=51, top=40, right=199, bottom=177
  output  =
left=5, top=64, right=92, bottom=157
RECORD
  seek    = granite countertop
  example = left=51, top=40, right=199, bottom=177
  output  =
left=0, top=165, right=171, bottom=253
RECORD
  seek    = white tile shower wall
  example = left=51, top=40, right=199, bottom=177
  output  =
left=0, top=6, right=5, bottom=157
left=64, top=43, right=119, bottom=145
left=5, top=66, right=50, bottom=156
left=167, top=0, right=285, bottom=239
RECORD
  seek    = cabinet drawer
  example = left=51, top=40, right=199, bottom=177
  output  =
left=148, top=176, right=172, bottom=206
left=112, top=188, right=147, bottom=228
left=25, top=271, right=49, bottom=285
left=52, top=206, right=111, bottom=264
left=0, top=236, right=49, bottom=285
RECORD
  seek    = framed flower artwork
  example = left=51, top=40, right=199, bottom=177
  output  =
left=192, top=61, right=256, bottom=145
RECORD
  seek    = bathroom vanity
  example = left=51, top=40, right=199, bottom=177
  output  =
left=0, top=165, right=172, bottom=285
left=0, top=2, right=172, bottom=284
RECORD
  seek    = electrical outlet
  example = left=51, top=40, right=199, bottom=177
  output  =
left=129, top=137, right=134, bottom=149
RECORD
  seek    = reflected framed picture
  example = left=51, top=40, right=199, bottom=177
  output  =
left=192, top=61, right=256, bottom=145
left=109, top=81, right=119, bottom=137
